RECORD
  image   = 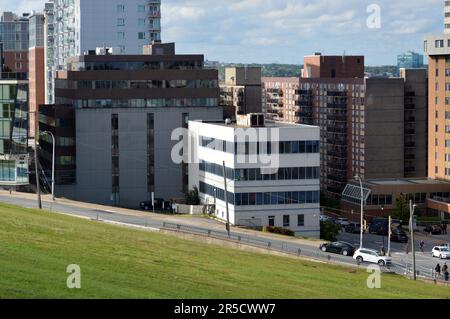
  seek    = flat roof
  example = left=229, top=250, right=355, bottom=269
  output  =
left=191, top=120, right=318, bottom=130
left=364, top=178, right=450, bottom=186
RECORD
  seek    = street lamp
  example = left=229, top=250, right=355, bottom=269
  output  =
left=41, top=131, right=55, bottom=201
left=409, top=200, right=418, bottom=280
left=355, top=175, right=364, bottom=249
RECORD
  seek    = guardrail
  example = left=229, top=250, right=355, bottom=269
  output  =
left=162, top=222, right=368, bottom=267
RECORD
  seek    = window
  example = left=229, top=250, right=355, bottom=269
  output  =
left=117, top=32, right=125, bottom=40
left=138, top=32, right=146, bottom=40
left=117, top=4, right=125, bottom=13
left=138, top=5, right=146, bottom=12
left=117, top=18, right=125, bottom=26
left=268, top=216, right=275, bottom=227
left=297, top=214, right=305, bottom=227
left=436, top=40, right=444, bottom=48
left=283, top=215, right=290, bottom=227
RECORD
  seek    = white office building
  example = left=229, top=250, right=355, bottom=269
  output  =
left=44, top=0, right=162, bottom=103
left=188, top=114, right=321, bottom=238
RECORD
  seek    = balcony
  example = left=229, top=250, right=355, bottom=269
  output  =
left=148, top=11, right=161, bottom=18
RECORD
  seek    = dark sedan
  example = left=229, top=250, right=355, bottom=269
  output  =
left=424, top=225, right=443, bottom=235
left=320, top=241, right=355, bottom=256
left=390, top=229, right=408, bottom=243
left=345, top=222, right=362, bottom=234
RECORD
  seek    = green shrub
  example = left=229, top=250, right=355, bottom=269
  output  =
left=320, top=221, right=341, bottom=242
left=263, top=226, right=295, bottom=237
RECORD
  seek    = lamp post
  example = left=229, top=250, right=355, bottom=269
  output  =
left=41, top=131, right=55, bottom=201
left=355, top=175, right=364, bottom=249
left=32, top=111, right=42, bottom=209
left=410, top=200, right=417, bottom=280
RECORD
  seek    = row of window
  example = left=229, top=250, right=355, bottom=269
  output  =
left=56, top=79, right=218, bottom=90
left=70, top=98, right=218, bottom=109
left=199, top=160, right=320, bottom=182
left=199, top=182, right=320, bottom=206
left=70, top=61, right=202, bottom=71
left=116, top=4, right=160, bottom=14
left=199, top=136, right=320, bottom=155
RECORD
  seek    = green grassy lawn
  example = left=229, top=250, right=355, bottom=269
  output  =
left=0, top=203, right=448, bottom=299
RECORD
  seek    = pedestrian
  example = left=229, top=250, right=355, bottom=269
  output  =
left=380, top=246, right=386, bottom=256
left=443, top=263, right=448, bottom=274
left=445, top=270, right=449, bottom=282
left=435, top=263, right=442, bottom=278
left=444, top=222, right=448, bottom=235
left=405, top=243, right=409, bottom=255
left=419, top=240, right=425, bottom=253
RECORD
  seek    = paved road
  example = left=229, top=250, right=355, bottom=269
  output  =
left=1, top=193, right=448, bottom=280
left=338, top=229, right=450, bottom=278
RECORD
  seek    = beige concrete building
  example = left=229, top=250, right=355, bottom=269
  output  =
left=220, top=67, right=262, bottom=119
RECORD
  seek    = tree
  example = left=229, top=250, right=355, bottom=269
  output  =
left=320, top=221, right=341, bottom=242
left=185, top=186, right=200, bottom=205
left=392, top=195, right=408, bottom=222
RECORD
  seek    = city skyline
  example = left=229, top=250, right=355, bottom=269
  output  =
left=2, top=0, right=443, bottom=66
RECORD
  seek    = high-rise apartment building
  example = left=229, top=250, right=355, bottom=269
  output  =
left=28, top=13, right=45, bottom=137
left=262, top=77, right=299, bottom=122
left=294, top=54, right=428, bottom=198
left=39, top=43, right=222, bottom=207
left=45, top=0, right=162, bottom=104
left=425, top=2, right=450, bottom=181
left=0, top=12, right=29, bottom=73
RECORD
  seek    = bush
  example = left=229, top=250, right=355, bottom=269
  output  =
left=263, top=226, right=295, bottom=237
left=320, top=221, right=341, bottom=242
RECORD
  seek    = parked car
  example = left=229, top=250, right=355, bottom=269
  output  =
left=353, top=248, right=392, bottom=266
left=320, top=241, right=355, bottom=256
left=336, top=218, right=350, bottom=227
left=424, top=225, right=443, bottom=235
left=320, top=215, right=334, bottom=222
left=432, top=246, right=450, bottom=259
left=390, top=229, right=408, bottom=243
left=140, top=198, right=172, bottom=212
left=345, top=222, right=362, bottom=234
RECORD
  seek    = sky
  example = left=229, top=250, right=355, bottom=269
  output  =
left=1, top=0, right=445, bottom=65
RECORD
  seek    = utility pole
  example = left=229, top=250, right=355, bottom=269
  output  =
left=222, top=161, right=230, bottom=237
left=34, top=112, right=42, bottom=209
left=356, top=175, right=364, bottom=249
left=388, top=216, right=392, bottom=257
left=410, top=200, right=417, bottom=280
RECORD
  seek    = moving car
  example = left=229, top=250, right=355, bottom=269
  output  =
left=424, top=225, right=443, bottom=235
left=390, top=229, right=408, bottom=243
left=369, top=218, right=403, bottom=236
left=432, top=246, right=450, bottom=259
left=345, top=222, right=362, bottom=234
left=320, top=241, right=355, bottom=256
left=319, top=215, right=334, bottom=222
left=353, top=248, right=392, bottom=266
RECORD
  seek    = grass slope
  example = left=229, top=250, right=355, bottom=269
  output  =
left=0, top=203, right=448, bottom=299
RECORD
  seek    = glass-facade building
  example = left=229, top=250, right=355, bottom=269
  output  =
left=0, top=77, right=29, bottom=185
left=397, top=51, right=424, bottom=69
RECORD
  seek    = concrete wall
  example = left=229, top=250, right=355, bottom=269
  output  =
left=57, top=106, right=223, bottom=208
left=364, top=78, right=405, bottom=179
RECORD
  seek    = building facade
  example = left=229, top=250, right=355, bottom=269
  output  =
left=39, top=43, right=223, bottom=208
left=295, top=55, right=428, bottom=198
left=0, top=12, right=29, bottom=73
left=188, top=115, right=321, bottom=237
left=29, top=13, right=45, bottom=137
left=262, top=77, right=299, bottom=122
left=397, top=51, right=424, bottom=70
left=0, top=72, right=29, bottom=186
left=220, top=67, right=262, bottom=119
left=45, top=0, right=162, bottom=103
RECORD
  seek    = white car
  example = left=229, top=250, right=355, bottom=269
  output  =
left=432, top=246, right=450, bottom=259
left=336, top=218, right=350, bottom=227
left=320, top=215, right=333, bottom=222
left=353, top=248, right=392, bottom=266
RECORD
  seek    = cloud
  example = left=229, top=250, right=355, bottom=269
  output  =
left=2, top=0, right=444, bottom=65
